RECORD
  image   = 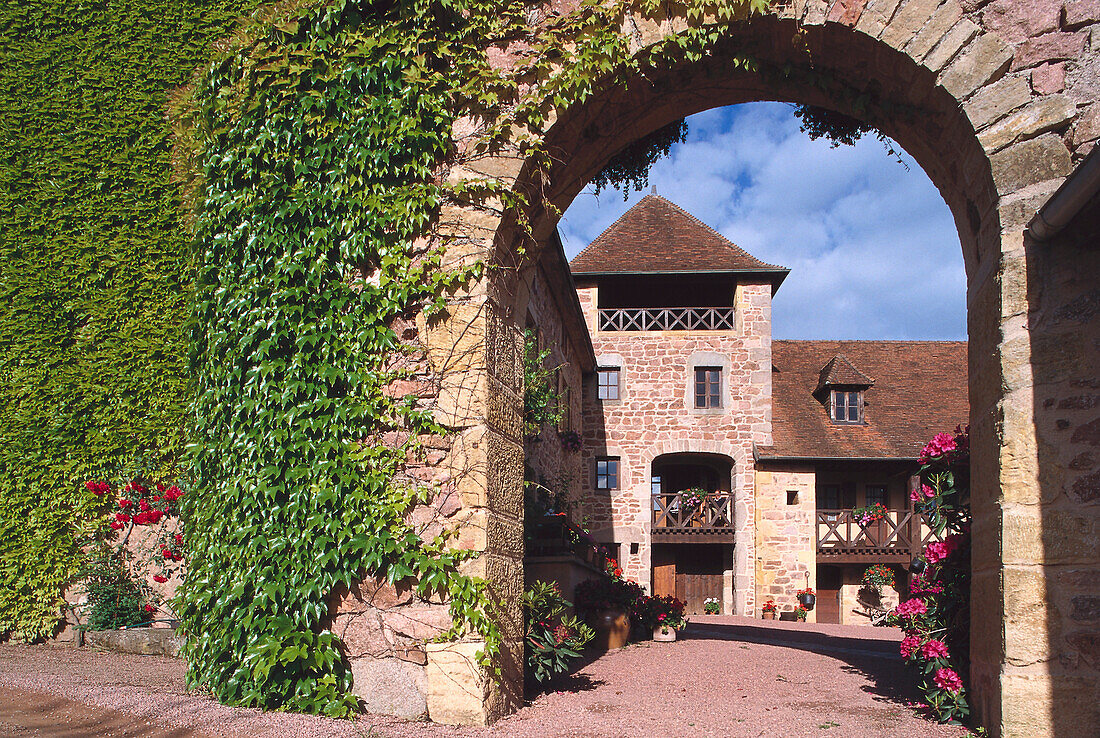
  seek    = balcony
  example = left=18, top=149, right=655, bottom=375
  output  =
left=598, top=306, right=736, bottom=332
left=652, top=491, right=736, bottom=543
left=816, top=509, right=944, bottom=563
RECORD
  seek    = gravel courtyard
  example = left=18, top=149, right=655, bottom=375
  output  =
left=0, top=617, right=974, bottom=738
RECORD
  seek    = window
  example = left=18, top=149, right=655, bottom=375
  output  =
left=786, top=490, right=799, bottom=506
left=597, top=368, right=620, bottom=400
left=820, top=484, right=841, bottom=509
left=694, top=367, right=721, bottom=408
left=865, top=485, right=887, bottom=508
left=831, top=389, right=862, bottom=423
left=596, top=457, right=620, bottom=489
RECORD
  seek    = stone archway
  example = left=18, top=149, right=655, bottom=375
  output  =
left=427, top=3, right=1100, bottom=734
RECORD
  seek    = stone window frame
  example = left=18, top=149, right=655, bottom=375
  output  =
left=595, top=456, right=620, bottom=490
left=595, top=353, right=624, bottom=404
left=685, top=351, right=731, bottom=416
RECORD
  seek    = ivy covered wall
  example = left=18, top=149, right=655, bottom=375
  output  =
left=0, top=0, right=256, bottom=640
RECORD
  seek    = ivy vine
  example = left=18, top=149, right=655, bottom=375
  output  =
left=175, top=0, right=774, bottom=717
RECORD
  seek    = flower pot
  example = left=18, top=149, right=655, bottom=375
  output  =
left=589, top=608, right=630, bottom=650
left=762, top=611, right=776, bottom=620
left=653, top=626, right=676, bottom=642
left=798, top=593, right=816, bottom=611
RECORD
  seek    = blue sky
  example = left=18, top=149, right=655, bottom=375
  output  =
left=557, top=103, right=967, bottom=341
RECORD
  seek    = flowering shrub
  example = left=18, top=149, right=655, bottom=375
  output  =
left=889, top=426, right=971, bottom=725
left=704, top=597, right=720, bottom=614
left=78, top=475, right=187, bottom=628
left=679, top=487, right=707, bottom=510
left=851, top=501, right=888, bottom=526
left=636, top=594, right=686, bottom=632
left=795, top=606, right=807, bottom=621
left=862, top=564, right=896, bottom=590
left=524, top=581, right=593, bottom=685
left=558, top=430, right=581, bottom=453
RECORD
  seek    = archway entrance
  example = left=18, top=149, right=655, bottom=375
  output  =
left=437, top=5, right=1099, bottom=733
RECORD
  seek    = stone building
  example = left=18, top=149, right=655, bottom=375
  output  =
left=542, top=193, right=969, bottom=623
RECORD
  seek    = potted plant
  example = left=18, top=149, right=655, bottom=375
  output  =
left=651, top=596, right=687, bottom=642
left=862, top=564, right=896, bottom=593
left=797, top=587, right=816, bottom=611
left=574, top=561, right=643, bottom=651
left=703, top=597, right=720, bottom=615
left=795, top=605, right=808, bottom=622
left=761, top=600, right=777, bottom=619
left=851, top=502, right=889, bottom=546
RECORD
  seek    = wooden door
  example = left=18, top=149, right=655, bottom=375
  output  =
left=652, top=546, right=676, bottom=599
left=816, top=566, right=842, bottom=624
left=675, top=574, right=723, bottom=614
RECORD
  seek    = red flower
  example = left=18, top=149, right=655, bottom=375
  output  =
left=156, top=483, right=165, bottom=493
left=132, top=512, right=148, bottom=525
left=143, top=604, right=156, bottom=614
left=148, top=510, right=163, bottom=524
left=162, top=548, right=172, bottom=559
left=115, top=513, right=130, bottom=523
left=174, top=533, right=183, bottom=546
left=153, top=575, right=168, bottom=583
left=118, top=498, right=132, bottom=509
left=933, top=667, right=963, bottom=693
left=109, top=521, right=123, bottom=530
left=138, top=498, right=151, bottom=512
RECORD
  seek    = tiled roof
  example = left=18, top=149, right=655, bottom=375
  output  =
left=759, top=340, right=968, bottom=460
left=816, top=354, right=875, bottom=392
left=569, top=194, right=788, bottom=278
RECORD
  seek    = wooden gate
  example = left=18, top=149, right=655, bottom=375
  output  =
left=675, top=574, right=723, bottom=614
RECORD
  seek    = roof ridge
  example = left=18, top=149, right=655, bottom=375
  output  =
left=653, top=195, right=785, bottom=271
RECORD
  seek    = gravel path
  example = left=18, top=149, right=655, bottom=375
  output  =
left=0, top=618, right=974, bottom=737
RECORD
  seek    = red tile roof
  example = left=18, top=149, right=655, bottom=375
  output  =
left=569, top=194, right=788, bottom=280
left=816, top=354, right=875, bottom=392
left=759, top=340, right=968, bottom=460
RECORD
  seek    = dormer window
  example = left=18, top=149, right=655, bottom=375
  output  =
left=816, top=354, right=873, bottom=426
left=831, top=389, right=863, bottom=424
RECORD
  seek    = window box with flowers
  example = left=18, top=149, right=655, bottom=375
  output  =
left=851, top=502, right=889, bottom=546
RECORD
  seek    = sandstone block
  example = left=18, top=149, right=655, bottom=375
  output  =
left=880, top=0, right=940, bottom=50
left=939, top=33, right=1014, bottom=100
left=1064, top=0, right=1100, bottom=29
left=827, top=0, right=867, bottom=26
left=426, top=641, right=488, bottom=725
left=980, top=0, right=1063, bottom=45
left=964, top=75, right=1033, bottom=132
left=978, top=95, right=1077, bottom=153
left=350, top=656, right=428, bottom=720
left=990, top=134, right=1073, bottom=195
left=922, top=19, right=980, bottom=72
left=1031, top=62, right=1065, bottom=95
left=905, top=1, right=962, bottom=61
left=1073, top=104, right=1100, bottom=146
left=1011, top=32, right=1088, bottom=72
left=854, top=0, right=904, bottom=38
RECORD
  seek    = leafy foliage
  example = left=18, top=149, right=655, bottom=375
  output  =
left=79, top=544, right=154, bottom=631
left=592, top=118, right=688, bottom=200
left=793, top=104, right=908, bottom=167
left=0, top=0, right=257, bottom=642
left=523, top=330, right=564, bottom=437
left=524, top=581, right=593, bottom=685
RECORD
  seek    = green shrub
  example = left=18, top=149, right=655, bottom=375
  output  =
left=80, top=545, right=153, bottom=631
left=524, top=581, right=593, bottom=685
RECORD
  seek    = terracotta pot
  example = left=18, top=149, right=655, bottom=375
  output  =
left=653, top=625, right=676, bottom=642
left=589, top=608, right=630, bottom=650
left=762, top=611, right=776, bottom=620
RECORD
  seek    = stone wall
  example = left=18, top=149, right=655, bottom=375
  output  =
left=576, top=280, right=773, bottom=613
left=754, top=464, right=817, bottom=621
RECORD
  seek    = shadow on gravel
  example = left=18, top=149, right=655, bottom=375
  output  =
left=525, top=649, right=608, bottom=700
left=682, top=621, right=919, bottom=707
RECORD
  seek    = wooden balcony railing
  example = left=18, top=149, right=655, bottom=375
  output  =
left=816, top=509, right=945, bottom=562
left=598, top=306, right=736, bottom=331
left=653, top=491, right=735, bottom=542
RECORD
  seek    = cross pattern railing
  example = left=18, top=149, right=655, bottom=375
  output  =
left=653, top=491, right=734, bottom=531
left=816, top=509, right=945, bottom=554
left=598, top=306, right=736, bottom=331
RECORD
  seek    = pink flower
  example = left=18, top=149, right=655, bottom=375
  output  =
left=924, top=540, right=952, bottom=565
left=900, top=634, right=920, bottom=658
left=921, top=639, right=949, bottom=660
left=922, top=484, right=935, bottom=498
left=894, top=598, right=928, bottom=618
left=933, top=667, right=963, bottom=693
left=919, top=432, right=957, bottom=463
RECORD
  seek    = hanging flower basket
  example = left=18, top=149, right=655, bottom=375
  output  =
left=797, top=588, right=816, bottom=611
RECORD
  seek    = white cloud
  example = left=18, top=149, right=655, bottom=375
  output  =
left=557, top=102, right=965, bottom=340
